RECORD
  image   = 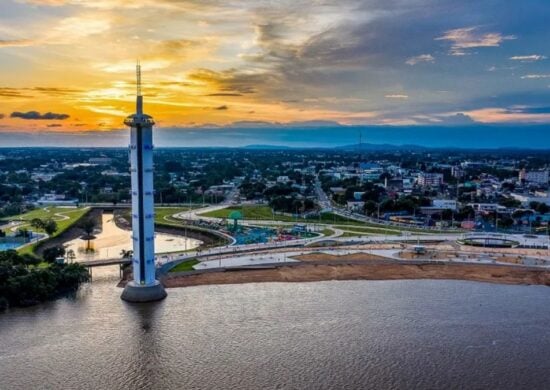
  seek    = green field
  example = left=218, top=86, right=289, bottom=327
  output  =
left=338, top=226, right=401, bottom=236
left=320, top=228, right=335, bottom=237
left=169, top=259, right=199, bottom=273
left=200, top=205, right=281, bottom=220
left=155, top=206, right=197, bottom=224
left=200, top=205, right=360, bottom=225
left=3, top=207, right=90, bottom=237
left=0, top=206, right=91, bottom=255
left=117, top=206, right=197, bottom=227
left=198, top=205, right=457, bottom=235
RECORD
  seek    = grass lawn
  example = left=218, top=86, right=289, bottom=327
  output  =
left=2, top=206, right=91, bottom=255
left=197, top=205, right=460, bottom=235
left=4, top=206, right=90, bottom=234
left=340, top=228, right=400, bottom=237
left=320, top=228, right=335, bottom=236
left=169, top=259, right=199, bottom=272
left=200, top=205, right=361, bottom=225
left=201, top=205, right=281, bottom=220
left=118, top=206, right=197, bottom=227
left=155, top=206, right=197, bottom=224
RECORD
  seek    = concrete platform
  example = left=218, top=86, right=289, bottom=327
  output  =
left=121, top=280, right=167, bottom=303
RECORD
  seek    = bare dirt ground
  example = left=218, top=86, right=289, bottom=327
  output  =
left=162, top=260, right=550, bottom=289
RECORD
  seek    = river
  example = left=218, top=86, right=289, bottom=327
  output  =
left=2, top=275, right=550, bottom=389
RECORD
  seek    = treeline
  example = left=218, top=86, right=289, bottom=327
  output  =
left=0, top=250, right=90, bottom=310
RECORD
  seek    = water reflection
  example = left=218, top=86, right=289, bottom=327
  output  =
left=64, top=213, right=201, bottom=261
left=2, top=280, right=550, bottom=389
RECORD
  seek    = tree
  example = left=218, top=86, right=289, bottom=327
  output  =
left=363, top=200, right=377, bottom=216
left=66, top=249, right=76, bottom=263
left=43, top=219, right=58, bottom=236
left=22, top=254, right=41, bottom=268
left=15, top=228, right=31, bottom=240
left=79, top=218, right=96, bottom=250
left=30, top=218, right=45, bottom=230
left=120, top=249, right=133, bottom=259
left=43, top=246, right=66, bottom=263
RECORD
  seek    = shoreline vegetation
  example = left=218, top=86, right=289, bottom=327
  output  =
left=0, top=250, right=90, bottom=311
left=161, top=258, right=550, bottom=289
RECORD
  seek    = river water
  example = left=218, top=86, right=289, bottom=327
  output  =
left=2, top=274, right=550, bottom=389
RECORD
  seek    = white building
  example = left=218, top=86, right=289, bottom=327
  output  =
left=519, top=169, right=549, bottom=184
left=467, top=203, right=507, bottom=213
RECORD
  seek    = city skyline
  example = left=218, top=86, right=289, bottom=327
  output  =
left=0, top=0, right=549, bottom=143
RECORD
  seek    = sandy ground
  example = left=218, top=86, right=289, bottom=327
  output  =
left=163, top=260, right=550, bottom=289
left=295, top=252, right=391, bottom=262
left=65, top=213, right=202, bottom=261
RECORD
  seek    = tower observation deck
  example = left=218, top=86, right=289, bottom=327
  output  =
left=121, top=62, right=167, bottom=303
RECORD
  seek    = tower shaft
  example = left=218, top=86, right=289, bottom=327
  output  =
left=130, top=123, right=155, bottom=285
left=121, top=63, right=166, bottom=302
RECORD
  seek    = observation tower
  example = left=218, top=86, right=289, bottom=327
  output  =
left=121, top=62, right=167, bottom=302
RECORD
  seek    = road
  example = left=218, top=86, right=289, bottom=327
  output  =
left=314, top=177, right=465, bottom=232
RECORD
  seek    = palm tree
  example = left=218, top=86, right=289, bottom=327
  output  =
left=66, top=249, right=76, bottom=263
left=79, top=218, right=96, bottom=251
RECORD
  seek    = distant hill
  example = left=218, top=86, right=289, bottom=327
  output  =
left=336, top=143, right=429, bottom=151
left=243, top=144, right=292, bottom=150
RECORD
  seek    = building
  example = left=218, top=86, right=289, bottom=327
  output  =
left=432, top=199, right=458, bottom=210
left=451, top=166, right=464, bottom=179
left=359, top=162, right=383, bottom=181
left=519, top=169, right=549, bottom=185
left=121, top=63, right=166, bottom=303
left=36, top=193, right=78, bottom=206
left=510, top=193, right=550, bottom=207
left=417, top=173, right=444, bottom=187
left=467, top=203, right=507, bottom=213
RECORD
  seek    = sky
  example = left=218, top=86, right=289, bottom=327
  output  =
left=0, top=0, right=549, bottom=146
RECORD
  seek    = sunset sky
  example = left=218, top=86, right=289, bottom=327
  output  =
left=0, top=0, right=549, bottom=143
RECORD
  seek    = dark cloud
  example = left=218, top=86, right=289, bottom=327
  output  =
left=31, top=87, right=82, bottom=96
left=214, top=105, right=228, bottom=110
left=158, top=81, right=194, bottom=87
left=0, top=86, right=81, bottom=98
left=188, top=68, right=269, bottom=94
left=0, top=87, right=33, bottom=98
left=46, top=124, right=62, bottom=127
left=0, top=114, right=4, bottom=119
left=10, top=111, right=70, bottom=120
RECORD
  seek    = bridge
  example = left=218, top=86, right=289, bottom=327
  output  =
left=81, top=258, right=132, bottom=267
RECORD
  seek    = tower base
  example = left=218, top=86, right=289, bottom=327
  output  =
left=121, top=280, right=167, bottom=303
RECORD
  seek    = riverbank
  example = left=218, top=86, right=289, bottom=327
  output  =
left=162, top=259, right=550, bottom=288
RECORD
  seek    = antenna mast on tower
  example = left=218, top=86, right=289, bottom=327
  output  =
left=137, top=60, right=142, bottom=97
left=136, top=60, right=143, bottom=115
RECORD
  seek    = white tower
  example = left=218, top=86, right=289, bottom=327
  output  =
left=121, top=62, right=167, bottom=302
